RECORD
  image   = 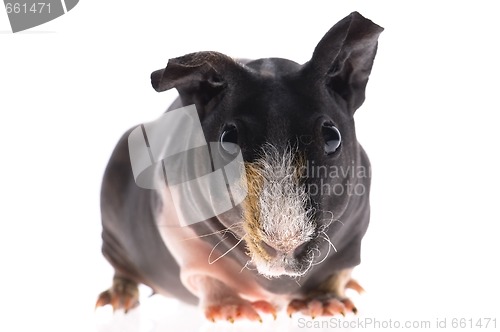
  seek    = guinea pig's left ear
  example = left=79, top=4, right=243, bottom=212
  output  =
left=306, top=12, right=384, bottom=112
left=151, top=52, right=245, bottom=117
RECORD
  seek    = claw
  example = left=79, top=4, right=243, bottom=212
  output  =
left=287, top=291, right=359, bottom=319
left=95, top=290, right=112, bottom=309
left=110, top=294, right=120, bottom=311
left=307, top=299, right=324, bottom=319
left=96, top=277, right=139, bottom=313
left=252, top=300, right=277, bottom=320
left=346, top=279, right=365, bottom=294
left=341, top=298, right=356, bottom=313
left=324, top=298, right=345, bottom=316
left=287, top=299, right=306, bottom=318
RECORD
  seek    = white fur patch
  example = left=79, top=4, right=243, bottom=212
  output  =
left=248, top=144, right=315, bottom=277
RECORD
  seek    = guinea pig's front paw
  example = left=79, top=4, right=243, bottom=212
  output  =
left=95, top=276, right=139, bottom=313
left=287, top=272, right=365, bottom=319
left=204, top=298, right=276, bottom=323
left=286, top=294, right=357, bottom=318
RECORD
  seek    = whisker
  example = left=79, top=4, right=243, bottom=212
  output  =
left=298, top=250, right=316, bottom=276
left=317, top=209, right=345, bottom=234
left=312, top=238, right=331, bottom=266
left=321, top=231, right=338, bottom=253
left=320, top=210, right=335, bottom=228
left=240, top=260, right=253, bottom=273
left=207, top=235, right=227, bottom=263
left=310, top=247, right=321, bottom=257
left=208, top=234, right=246, bottom=265
left=182, top=222, right=244, bottom=241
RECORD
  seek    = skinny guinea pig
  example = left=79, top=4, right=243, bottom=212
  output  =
left=96, top=11, right=383, bottom=322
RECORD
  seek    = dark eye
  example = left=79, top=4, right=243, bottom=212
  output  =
left=322, top=124, right=341, bottom=155
left=220, top=126, right=239, bottom=155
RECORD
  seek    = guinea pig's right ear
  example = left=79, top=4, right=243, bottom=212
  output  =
left=151, top=52, right=244, bottom=117
left=304, top=12, right=383, bottom=113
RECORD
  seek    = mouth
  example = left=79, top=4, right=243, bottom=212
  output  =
left=243, top=223, right=318, bottom=278
left=253, top=254, right=314, bottom=278
left=246, top=238, right=317, bottom=278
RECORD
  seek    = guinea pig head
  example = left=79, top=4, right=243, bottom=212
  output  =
left=151, top=12, right=383, bottom=278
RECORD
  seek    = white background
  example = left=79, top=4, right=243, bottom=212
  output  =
left=1, top=1, right=499, bottom=331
